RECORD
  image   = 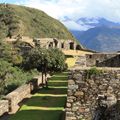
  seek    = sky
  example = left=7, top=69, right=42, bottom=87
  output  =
left=1, top=0, right=120, bottom=30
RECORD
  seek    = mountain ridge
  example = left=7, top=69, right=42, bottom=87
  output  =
left=76, top=26, right=120, bottom=52
left=0, top=4, right=76, bottom=42
left=61, top=17, right=120, bottom=31
left=63, top=17, right=120, bottom=52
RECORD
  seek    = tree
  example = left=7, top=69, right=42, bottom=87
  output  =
left=48, top=48, right=67, bottom=72
left=23, top=47, right=67, bottom=87
left=0, top=58, right=39, bottom=98
left=0, top=59, right=12, bottom=95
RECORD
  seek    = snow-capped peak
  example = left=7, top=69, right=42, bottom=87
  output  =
left=60, top=17, right=120, bottom=31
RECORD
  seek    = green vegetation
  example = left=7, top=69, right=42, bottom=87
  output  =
left=23, top=47, right=67, bottom=86
left=0, top=59, right=39, bottom=98
left=0, top=37, right=67, bottom=98
left=9, top=72, right=68, bottom=120
left=0, top=39, right=39, bottom=98
left=0, top=3, right=69, bottom=103
left=86, top=67, right=103, bottom=78
left=24, top=47, right=67, bottom=72
left=0, top=4, right=75, bottom=40
left=0, top=39, right=22, bottom=65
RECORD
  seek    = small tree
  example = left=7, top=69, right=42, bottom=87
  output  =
left=23, top=47, right=67, bottom=87
left=48, top=48, right=67, bottom=72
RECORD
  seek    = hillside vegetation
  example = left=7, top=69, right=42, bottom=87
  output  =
left=0, top=4, right=75, bottom=40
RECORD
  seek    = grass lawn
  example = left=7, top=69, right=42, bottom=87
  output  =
left=9, top=72, right=68, bottom=120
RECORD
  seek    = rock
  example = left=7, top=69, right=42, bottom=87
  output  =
left=67, top=103, right=72, bottom=108
left=65, top=108, right=71, bottom=112
left=74, top=91, right=84, bottom=97
left=79, top=107, right=86, bottom=113
left=67, top=98, right=74, bottom=103
left=69, top=80, right=75, bottom=85
left=107, top=86, right=114, bottom=93
left=106, top=94, right=117, bottom=107
left=68, top=85, right=78, bottom=90
left=68, top=90, right=73, bottom=96
left=66, top=112, right=75, bottom=117
left=72, top=106, right=79, bottom=112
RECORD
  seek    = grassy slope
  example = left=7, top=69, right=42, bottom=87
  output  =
left=0, top=4, right=76, bottom=41
left=9, top=72, right=68, bottom=120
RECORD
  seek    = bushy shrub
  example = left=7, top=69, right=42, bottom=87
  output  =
left=86, top=67, right=103, bottom=78
left=0, top=59, right=39, bottom=98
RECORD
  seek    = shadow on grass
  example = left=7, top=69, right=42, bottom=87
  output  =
left=48, top=82, right=68, bottom=86
left=8, top=72, right=68, bottom=120
left=49, top=76, right=68, bottom=81
left=9, top=110, right=65, bottom=120
left=54, top=72, right=68, bottom=76
left=37, top=87, right=67, bottom=94
left=24, top=96, right=67, bottom=107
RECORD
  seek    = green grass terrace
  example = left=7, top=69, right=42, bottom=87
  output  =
left=9, top=72, right=68, bottom=120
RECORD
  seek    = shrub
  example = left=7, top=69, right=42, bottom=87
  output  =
left=86, top=67, right=103, bottom=78
left=0, top=59, right=39, bottom=98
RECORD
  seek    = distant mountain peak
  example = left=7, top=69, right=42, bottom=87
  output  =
left=61, top=17, right=120, bottom=31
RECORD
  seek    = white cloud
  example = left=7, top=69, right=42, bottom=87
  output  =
left=16, top=0, right=120, bottom=30
left=62, top=20, right=94, bottom=31
left=17, top=0, right=120, bottom=22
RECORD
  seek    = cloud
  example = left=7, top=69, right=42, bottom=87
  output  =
left=62, top=20, right=94, bottom=31
left=16, top=0, right=120, bottom=22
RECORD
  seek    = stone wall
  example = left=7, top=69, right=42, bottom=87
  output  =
left=0, top=74, right=50, bottom=116
left=66, top=69, right=120, bottom=120
left=0, top=100, right=9, bottom=116
left=75, top=56, right=86, bottom=67
left=86, top=53, right=120, bottom=67
left=5, top=84, right=31, bottom=114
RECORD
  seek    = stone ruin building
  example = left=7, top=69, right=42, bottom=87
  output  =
left=75, top=53, right=120, bottom=68
left=33, top=38, right=82, bottom=50
left=6, top=36, right=82, bottom=52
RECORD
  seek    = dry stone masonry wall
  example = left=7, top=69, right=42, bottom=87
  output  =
left=0, top=74, right=50, bottom=117
left=0, top=100, right=9, bottom=116
left=66, top=69, right=120, bottom=120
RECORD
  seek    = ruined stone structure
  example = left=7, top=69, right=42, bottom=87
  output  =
left=6, top=36, right=82, bottom=51
left=66, top=69, right=120, bottom=120
left=86, top=53, right=120, bottom=67
left=75, top=53, right=120, bottom=68
left=33, top=38, right=82, bottom=50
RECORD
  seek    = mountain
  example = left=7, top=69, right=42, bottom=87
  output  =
left=0, top=4, right=76, bottom=41
left=62, top=17, right=120, bottom=31
left=61, top=17, right=120, bottom=52
left=76, top=26, right=120, bottom=52
left=76, top=17, right=120, bottom=29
